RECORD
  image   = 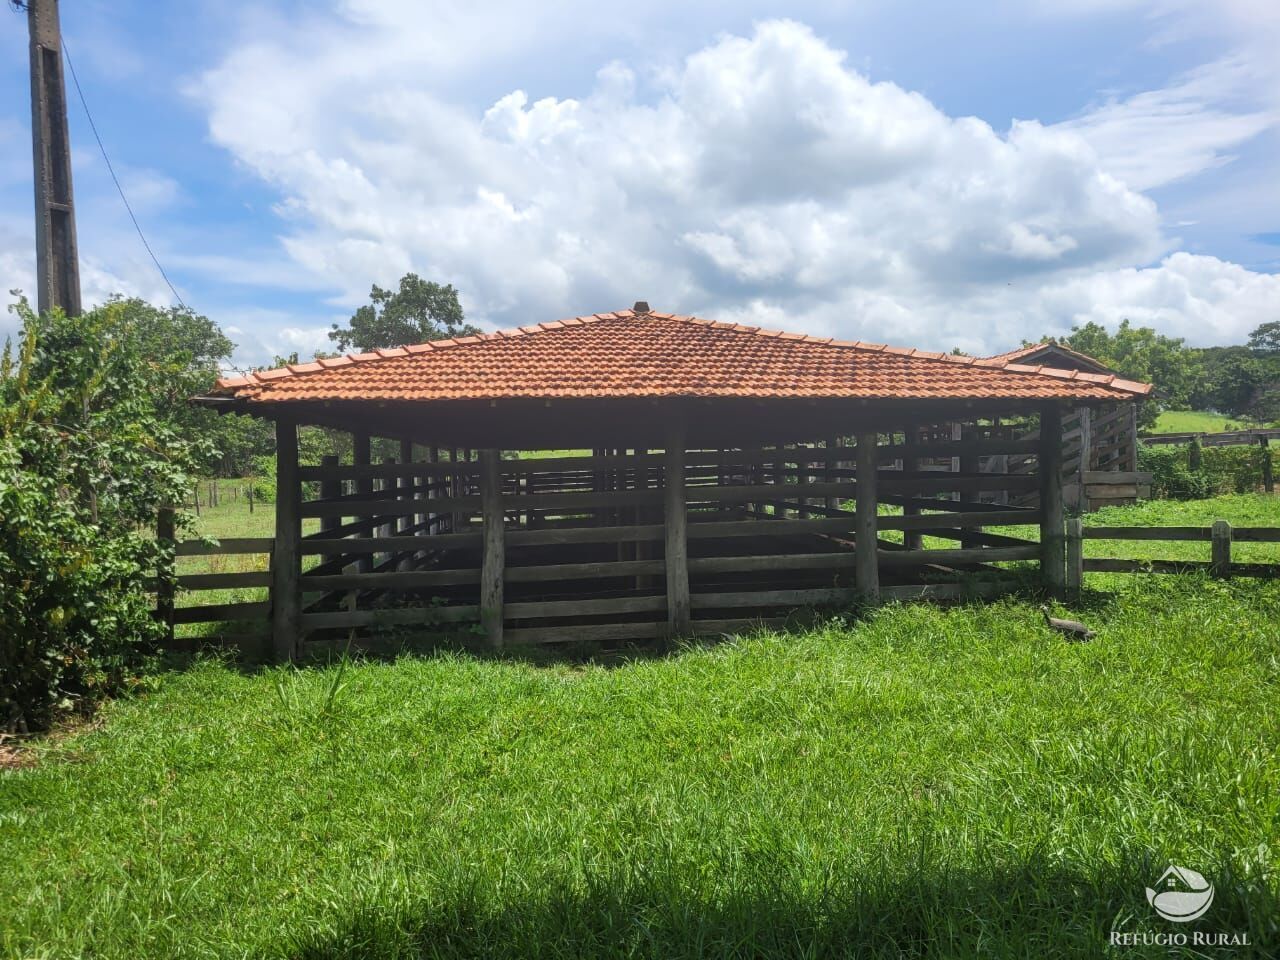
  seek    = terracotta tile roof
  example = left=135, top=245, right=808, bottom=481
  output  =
left=211, top=308, right=1152, bottom=404
left=984, top=341, right=1116, bottom=374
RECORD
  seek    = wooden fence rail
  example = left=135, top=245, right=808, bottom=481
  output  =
left=1065, top=518, right=1280, bottom=595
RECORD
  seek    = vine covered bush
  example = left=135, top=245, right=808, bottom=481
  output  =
left=1139, top=443, right=1271, bottom=500
left=1, top=302, right=206, bottom=731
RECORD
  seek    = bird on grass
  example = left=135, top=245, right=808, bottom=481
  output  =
left=1040, top=605, right=1095, bottom=641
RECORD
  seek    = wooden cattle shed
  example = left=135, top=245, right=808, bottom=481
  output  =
left=199, top=305, right=1152, bottom=661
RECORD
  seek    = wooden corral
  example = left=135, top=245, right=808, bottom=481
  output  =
left=189, top=306, right=1153, bottom=660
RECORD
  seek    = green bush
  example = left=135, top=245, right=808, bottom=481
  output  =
left=1, top=302, right=205, bottom=731
left=1202, top=445, right=1270, bottom=494
left=249, top=454, right=277, bottom=503
left=1138, top=443, right=1270, bottom=500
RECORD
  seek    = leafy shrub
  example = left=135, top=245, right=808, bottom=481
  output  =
left=1139, top=443, right=1270, bottom=500
left=1138, top=446, right=1209, bottom=500
left=1, top=302, right=205, bottom=731
left=249, top=454, right=277, bottom=504
left=1202, top=446, right=1270, bottom=494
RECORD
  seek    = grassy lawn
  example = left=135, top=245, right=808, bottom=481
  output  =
left=7, top=495, right=1275, bottom=958
left=1149, top=410, right=1268, bottom=434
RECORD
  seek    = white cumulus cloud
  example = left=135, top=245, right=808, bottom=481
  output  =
left=184, top=14, right=1279, bottom=356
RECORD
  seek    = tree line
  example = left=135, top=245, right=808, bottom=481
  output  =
left=1036, top=319, right=1280, bottom=429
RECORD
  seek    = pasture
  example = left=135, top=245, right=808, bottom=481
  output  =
left=2, top=494, right=1277, bottom=958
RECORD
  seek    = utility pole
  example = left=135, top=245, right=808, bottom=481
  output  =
left=26, top=0, right=81, bottom=316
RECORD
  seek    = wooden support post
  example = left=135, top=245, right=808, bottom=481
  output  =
left=272, top=418, right=301, bottom=662
left=959, top=423, right=980, bottom=547
left=855, top=432, right=880, bottom=603
left=1065, top=517, right=1083, bottom=600
left=1259, top=437, right=1273, bottom=494
left=318, top=454, right=340, bottom=558
left=1211, top=519, right=1232, bottom=579
left=903, top=429, right=921, bottom=550
left=352, top=431, right=371, bottom=572
left=399, top=439, right=413, bottom=535
left=825, top=436, right=839, bottom=512
left=427, top=446, right=440, bottom=532
left=479, top=449, right=505, bottom=649
left=664, top=425, right=692, bottom=638
left=156, top=506, right=176, bottom=647
left=1039, top=401, right=1066, bottom=598
left=449, top=448, right=461, bottom=533
left=949, top=421, right=964, bottom=501
left=1125, top=402, right=1139, bottom=472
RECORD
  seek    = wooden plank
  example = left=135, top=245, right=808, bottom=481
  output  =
left=298, top=460, right=463, bottom=482
left=504, top=595, right=667, bottom=619
left=683, top=481, right=859, bottom=502
left=507, top=559, right=665, bottom=582
left=1084, top=526, right=1211, bottom=541
left=1084, top=483, right=1141, bottom=499
left=877, top=473, right=1040, bottom=494
left=480, top=449, right=505, bottom=649
left=507, top=452, right=664, bottom=474
left=299, top=495, right=480, bottom=520
left=877, top=545, right=1039, bottom=566
left=174, top=601, right=271, bottom=625
left=855, top=432, right=880, bottom=603
left=665, top=428, right=692, bottom=637
left=299, top=605, right=481, bottom=630
left=504, top=621, right=666, bottom=645
left=689, top=553, right=857, bottom=575
left=878, top=510, right=1034, bottom=531
left=301, top=532, right=483, bottom=555
left=691, top=588, right=858, bottom=609
left=300, top=568, right=481, bottom=590
left=1232, top=527, right=1280, bottom=543
left=876, top=436, right=1040, bottom=459
left=176, top=537, right=273, bottom=556
left=1082, top=470, right=1153, bottom=484
left=272, top=419, right=300, bottom=661
left=177, top=571, right=272, bottom=591
left=1039, top=401, right=1065, bottom=597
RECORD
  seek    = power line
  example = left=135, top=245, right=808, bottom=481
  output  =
left=59, top=35, right=191, bottom=311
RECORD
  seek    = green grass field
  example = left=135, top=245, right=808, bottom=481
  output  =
left=8, top=494, right=1276, bottom=958
left=1150, top=410, right=1268, bottom=434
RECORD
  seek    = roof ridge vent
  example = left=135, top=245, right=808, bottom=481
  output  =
left=632, top=300, right=650, bottom=314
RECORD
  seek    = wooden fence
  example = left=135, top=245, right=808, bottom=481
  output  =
left=1064, top=518, right=1280, bottom=595
left=156, top=429, right=1060, bottom=658
left=156, top=508, right=273, bottom=656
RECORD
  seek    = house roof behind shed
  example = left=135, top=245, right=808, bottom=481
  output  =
left=983, top=341, right=1117, bottom=376
left=210, top=308, right=1152, bottom=404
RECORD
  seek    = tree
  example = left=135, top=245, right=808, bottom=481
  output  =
left=1248, top=321, right=1280, bottom=355
left=328, top=274, right=478, bottom=352
left=1044, top=320, right=1201, bottom=427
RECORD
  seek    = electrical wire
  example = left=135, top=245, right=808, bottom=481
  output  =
left=59, top=36, right=191, bottom=310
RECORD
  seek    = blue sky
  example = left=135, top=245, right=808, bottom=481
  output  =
left=2, top=0, right=1277, bottom=367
